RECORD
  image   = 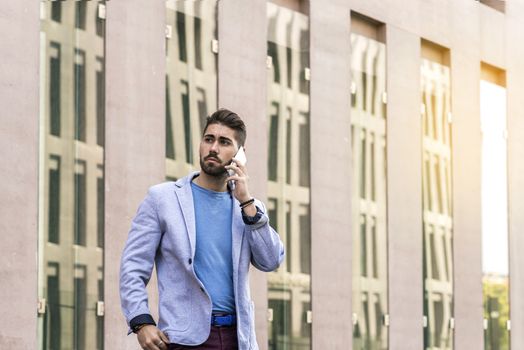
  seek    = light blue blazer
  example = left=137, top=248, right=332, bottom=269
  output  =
left=120, top=172, right=284, bottom=349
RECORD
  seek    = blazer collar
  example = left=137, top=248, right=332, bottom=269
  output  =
left=173, top=171, right=242, bottom=265
left=173, top=172, right=199, bottom=257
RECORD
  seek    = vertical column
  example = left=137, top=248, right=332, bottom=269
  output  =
left=386, top=26, right=423, bottom=350
left=0, top=1, right=40, bottom=349
left=450, top=52, right=483, bottom=349
left=450, top=1, right=484, bottom=347
left=310, top=1, right=353, bottom=348
left=218, top=0, right=269, bottom=347
left=507, top=2, right=524, bottom=348
left=104, top=1, right=166, bottom=349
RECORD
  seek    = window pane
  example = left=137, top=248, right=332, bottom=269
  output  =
left=49, top=42, right=61, bottom=137
left=267, top=3, right=311, bottom=349
left=350, top=31, right=388, bottom=350
left=74, top=162, right=87, bottom=246
left=39, top=2, right=106, bottom=349
left=48, top=155, right=60, bottom=244
left=165, top=0, right=218, bottom=179
left=421, top=56, right=453, bottom=350
left=74, top=49, right=86, bottom=142
left=481, top=78, right=509, bottom=350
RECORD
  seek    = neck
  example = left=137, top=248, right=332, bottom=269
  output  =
left=193, top=172, right=228, bottom=192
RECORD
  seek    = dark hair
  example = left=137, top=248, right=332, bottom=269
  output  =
left=203, top=108, right=247, bottom=147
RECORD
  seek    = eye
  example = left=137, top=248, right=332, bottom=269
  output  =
left=220, top=139, right=232, bottom=146
left=204, top=136, right=214, bottom=143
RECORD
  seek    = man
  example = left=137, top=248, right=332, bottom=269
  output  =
left=120, top=109, right=284, bottom=350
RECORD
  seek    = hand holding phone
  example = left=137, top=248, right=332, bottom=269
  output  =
left=227, top=147, right=247, bottom=191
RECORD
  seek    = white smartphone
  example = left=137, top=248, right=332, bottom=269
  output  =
left=227, top=147, right=247, bottom=191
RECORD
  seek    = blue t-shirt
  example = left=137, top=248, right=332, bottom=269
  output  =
left=191, top=181, right=235, bottom=313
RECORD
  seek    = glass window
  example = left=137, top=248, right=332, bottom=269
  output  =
left=267, top=3, right=311, bottom=349
left=421, top=44, right=453, bottom=350
left=165, top=0, right=218, bottom=179
left=74, top=160, right=87, bottom=246
left=74, top=265, right=87, bottom=350
left=48, top=155, right=60, bottom=244
left=51, top=1, right=61, bottom=23
left=480, top=67, right=509, bottom=350
left=46, top=262, right=61, bottom=350
left=268, top=102, right=280, bottom=182
left=38, top=2, right=106, bottom=349
left=74, top=49, right=87, bottom=142
left=75, top=1, right=87, bottom=30
left=96, top=57, right=105, bottom=147
left=49, top=42, right=61, bottom=137
left=350, top=25, right=388, bottom=350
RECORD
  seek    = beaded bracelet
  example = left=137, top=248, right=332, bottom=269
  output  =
left=239, top=198, right=255, bottom=209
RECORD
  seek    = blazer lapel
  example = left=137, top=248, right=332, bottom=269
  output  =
left=174, top=175, right=197, bottom=258
left=231, top=201, right=244, bottom=274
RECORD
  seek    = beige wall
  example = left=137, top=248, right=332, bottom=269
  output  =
left=450, top=47, right=483, bottom=350
left=449, top=2, right=484, bottom=346
left=0, top=1, right=40, bottom=349
left=104, top=0, right=166, bottom=349
left=507, top=1, right=524, bottom=348
left=309, top=1, right=353, bottom=348
left=386, top=26, right=423, bottom=350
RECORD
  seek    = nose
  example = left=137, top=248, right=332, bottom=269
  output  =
left=209, top=140, right=219, bottom=153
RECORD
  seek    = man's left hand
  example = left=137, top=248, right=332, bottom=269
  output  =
left=225, top=161, right=256, bottom=216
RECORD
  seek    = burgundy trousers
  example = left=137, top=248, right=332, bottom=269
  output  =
left=168, top=326, right=238, bottom=350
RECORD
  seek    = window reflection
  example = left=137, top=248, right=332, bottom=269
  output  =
left=350, top=31, right=388, bottom=350
left=267, top=3, right=311, bottom=349
left=38, top=1, right=106, bottom=349
left=421, top=56, right=453, bottom=350
left=480, top=77, right=509, bottom=350
left=165, top=0, right=218, bottom=179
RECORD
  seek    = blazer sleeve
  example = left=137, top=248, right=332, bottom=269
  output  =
left=246, top=200, right=285, bottom=272
left=119, top=188, right=163, bottom=325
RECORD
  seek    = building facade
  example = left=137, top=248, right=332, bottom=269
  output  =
left=2, top=0, right=524, bottom=349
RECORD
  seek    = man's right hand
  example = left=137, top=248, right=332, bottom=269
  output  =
left=137, top=325, right=170, bottom=350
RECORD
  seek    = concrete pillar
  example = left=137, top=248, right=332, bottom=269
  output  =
left=386, top=26, right=424, bottom=350
left=310, top=1, right=353, bottom=348
left=0, top=1, right=40, bottom=348
left=104, top=1, right=166, bottom=348
left=217, top=0, right=269, bottom=348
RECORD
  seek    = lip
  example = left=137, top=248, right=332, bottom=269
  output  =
left=205, top=157, right=220, bottom=163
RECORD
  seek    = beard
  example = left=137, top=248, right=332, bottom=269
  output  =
left=200, top=153, right=229, bottom=177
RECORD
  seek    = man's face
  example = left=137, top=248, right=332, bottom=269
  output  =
left=199, top=123, right=239, bottom=177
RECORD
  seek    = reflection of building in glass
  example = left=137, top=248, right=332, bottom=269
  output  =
left=38, top=1, right=106, bottom=350
left=483, top=274, right=509, bottom=350
left=421, top=56, right=454, bottom=350
left=350, top=31, right=388, bottom=350
left=267, top=3, right=311, bottom=349
left=165, top=0, right=218, bottom=180
left=480, top=75, right=509, bottom=350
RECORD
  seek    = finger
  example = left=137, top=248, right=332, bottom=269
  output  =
left=143, top=337, right=162, bottom=350
left=232, top=156, right=246, bottom=167
left=148, top=341, right=161, bottom=350
left=226, top=164, right=246, bottom=177
left=226, top=171, right=250, bottom=184
left=157, top=340, right=168, bottom=350
left=226, top=175, right=244, bottom=183
left=233, top=159, right=248, bottom=174
left=159, top=332, right=170, bottom=346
